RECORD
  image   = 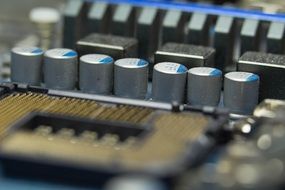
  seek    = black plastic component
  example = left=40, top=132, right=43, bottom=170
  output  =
left=162, top=10, right=188, bottom=44
left=87, top=2, right=113, bottom=34
left=267, top=22, right=285, bottom=54
left=187, top=13, right=211, bottom=46
left=240, top=19, right=261, bottom=55
left=155, top=42, right=215, bottom=69
left=76, top=33, right=138, bottom=59
left=238, top=51, right=285, bottom=100
left=63, top=0, right=90, bottom=49
left=136, top=7, right=162, bottom=60
left=213, top=16, right=236, bottom=72
left=111, top=4, right=137, bottom=37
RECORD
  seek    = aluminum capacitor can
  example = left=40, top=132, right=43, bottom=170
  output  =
left=11, top=46, right=44, bottom=86
left=79, top=54, right=114, bottom=94
left=187, top=67, right=222, bottom=106
left=44, top=48, right=78, bottom=90
left=152, top=62, right=187, bottom=103
left=224, top=71, right=260, bottom=115
left=114, top=58, right=149, bottom=99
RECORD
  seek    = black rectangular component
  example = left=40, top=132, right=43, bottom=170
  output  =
left=111, top=4, right=136, bottom=37
left=136, top=7, right=162, bottom=60
left=76, top=33, right=138, bottom=59
left=213, top=16, right=236, bottom=71
left=238, top=51, right=285, bottom=100
left=240, top=19, right=261, bottom=55
left=155, top=42, right=215, bottom=69
left=187, top=13, right=210, bottom=46
left=266, top=22, right=285, bottom=54
left=63, top=0, right=90, bottom=49
left=162, top=10, right=188, bottom=44
left=87, top=2, right=113, bottom=34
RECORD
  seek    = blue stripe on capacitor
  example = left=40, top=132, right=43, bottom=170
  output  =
left=63, top=51, right=77, bottom=57
left=100, top=56, right=114, bottom=64
left=31, top=48, right=43, bottom=54
left=210, top=69, right=222, bottom=76
left=246, top=74, right=259, bottom=82
left=177, top=65, right=187, bottom=73
left=137, top=59, right=148, bottom=66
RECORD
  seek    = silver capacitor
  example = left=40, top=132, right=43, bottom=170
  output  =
left=11, top=46, right=43, bottom=86
left=187, top=67, right=222, bottom=106
left=224, top=71, right=260, bottom=115
left=114, top=58, right=148, bottom=99
left=152, top=62, right=187, bottom=103
left=44, top=48, right=78, bottom=90
left=79, top=54, right=114, bottom=94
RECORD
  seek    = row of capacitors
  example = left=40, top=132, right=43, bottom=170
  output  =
left=11, top=47, right=260, bottom=115
left=153, top=64, right=260, bottom=115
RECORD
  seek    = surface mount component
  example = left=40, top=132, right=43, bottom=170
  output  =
left=63, top=0, right=90, bottom=49
left=213, top=16, right=236, bottom=72
left=162, top=10, right=188, bottom=44
left=187, top=13, right=211, bottom=46
left=136, top=7, right=161, bottom=60
left=43, top=48, right=78, bottom=90
left=111, top=4, right=136, bottom=37
left=266, top=22, right=285, bottom=54
left=79, top=54, right=114, bottom=95
left=114, top=58, right=149, bottom=99
left=187, top=67, right=222, bottom=107
left=240, top=19, right=261, bottom=55
left=152, top=62, right=187, bottom=103
left=11, top=47, right=43, bottom=86
left=155, top=43, right=216, bottom=69
left=238, top=51, right=285, bottom=100
left=76, top=33, right=138, bottom=59
left=87, top=1, right=112, bottom=34
left=224, top=71, right=260, bottom=115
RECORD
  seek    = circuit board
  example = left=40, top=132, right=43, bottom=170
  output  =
left=1, top=0, right=285, bottom=190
